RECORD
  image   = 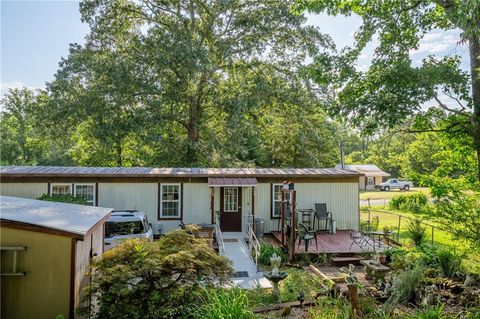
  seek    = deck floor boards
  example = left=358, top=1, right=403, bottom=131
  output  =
left=270, top=230, right=385, bottom=254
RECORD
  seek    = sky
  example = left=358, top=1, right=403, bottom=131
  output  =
left=1, top=0, right=471, bottom=100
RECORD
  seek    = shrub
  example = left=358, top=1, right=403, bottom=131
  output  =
left=419, top=246, right=461, bottom=278
left=280, top=268, right=326, bottom=303
left=389, top=193, right=429, bottom=213
left=191, top=288, right=256, bottom=319
left=309, top=297, right=351, bottom=318
left=37, top=193, right=88, bottom=205
left=84, top=226, right=233, bottom=319
left=384, top=266, right=424, bottom=310
left=258, top=243, right=286, bottom=266
left=407, top=304, right=454, bottom=319
left=407, top=218, right=427, bottom=246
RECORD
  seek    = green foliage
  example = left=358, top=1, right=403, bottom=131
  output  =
left=258, top=244, right=286, bottom=266
left=407, top=304, right=453, bottom=319
left=389, top=193, right=429, bottom=214
left=384, top=266, right=424, bottom=310
left=418, top=246, right=462, bottom=278
left=191, top=288, right=256, bottom=319
left=85, top=227, right=232, bottom=319
left=280, top=268, right=326, bottom=303
left=407, top=218, right=428, bottom=246
left=389, top=247, right=421, bottom=270
left=308, top=297, right=351, bottom=319
left=37, top=193, right=88, bottom=205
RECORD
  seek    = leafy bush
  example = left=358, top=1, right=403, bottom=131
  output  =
left=280, top=268, right=326, bottom=303
left=389, top=193, right=429, bottom=213
left=84, top=226, right=233, bottom=319
left=407, top=218, right=428, bottom=246
left=419, top=246, right=462, bottom=278
left=37, top=193, right=88, bottom=205
left=192, top=288, right=256, bottom=319
left=407, top=304, right=454, bottom=319
left=384, top=266, right=424, bottom=310
left=258, top=243, right=286, bottom=266
left=309, top=297, right=351, bottom=318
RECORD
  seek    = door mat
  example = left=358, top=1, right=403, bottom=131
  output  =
left=223, top=239, right=239, bottom=242
left=232, top=271, right=249, bottom=278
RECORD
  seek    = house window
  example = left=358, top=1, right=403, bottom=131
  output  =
left=272, top=184, right=291, bottom=218
left=160, top=184, right=181, bottom=218
left=50, top=183, right=72, bottom=196
left=223, top=187, right=238, bottom=212
left=74, top=184, right=95, bottom=206
left=367, top=177, right=374, bottom=186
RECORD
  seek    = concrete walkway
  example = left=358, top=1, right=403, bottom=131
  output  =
left=222, top=232, right=272, bottom=289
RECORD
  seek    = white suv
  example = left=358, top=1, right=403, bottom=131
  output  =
left=104, top=210, right=154, bottom=251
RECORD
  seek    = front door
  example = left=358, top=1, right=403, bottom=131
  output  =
left=220, top=187, right=242, bottom=232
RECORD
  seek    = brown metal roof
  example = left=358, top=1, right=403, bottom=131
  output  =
left=0, top=166, right=363, bottom=178
left=208, top=177, right=258, bottom=187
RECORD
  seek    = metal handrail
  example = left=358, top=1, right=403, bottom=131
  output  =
left=214, top=211, right=225, bottom=255
left=244, top=214, right=260, bottom=270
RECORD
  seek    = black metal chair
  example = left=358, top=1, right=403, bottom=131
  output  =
left=314, top=203, right=332, bottom=231
left=297, top=223, right=318, bottom=252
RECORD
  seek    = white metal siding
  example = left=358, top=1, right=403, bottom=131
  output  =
left=0, top=183, right=48, bottom=199
left=182, top=183, right=211, bottom=225
left=98, top=183, right=159, bottom=229
left=254, top=183, right=359, bottom=232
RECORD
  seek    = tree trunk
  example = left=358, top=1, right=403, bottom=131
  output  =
left=469, top=37, right=480, bottom=181
left=116, top=142, right=123, bottom=166
left=186, top=97, right=199, bottom=165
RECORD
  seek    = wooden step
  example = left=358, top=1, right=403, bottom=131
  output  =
left=331, top=256, right=363, bottom=266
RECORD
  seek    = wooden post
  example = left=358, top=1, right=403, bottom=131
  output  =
left=280, top=190, right=285, bottom=246
left=210, top=187, right=214, bottom=224
left=289, top=190, right=296, bottom=262
left=252, top=187, right=255, bottom=218
left=347, top=285, right=359, bottom=319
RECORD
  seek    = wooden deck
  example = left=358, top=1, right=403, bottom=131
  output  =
left=270, top=230, right=385, bottom=254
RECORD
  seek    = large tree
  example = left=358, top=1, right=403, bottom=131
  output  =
left=50, top=0, right=333, bottom=166
left=299, top=0, right=480, bottom=180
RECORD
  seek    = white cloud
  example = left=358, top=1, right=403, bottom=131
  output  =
left=0, top=81, right=40, bottom=97
left=410, top=29, right=461, bottom=56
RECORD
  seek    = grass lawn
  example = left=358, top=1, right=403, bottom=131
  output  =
left=360, top=207, right=480, bottom=274
left=360, top=187, right=430, bottom=200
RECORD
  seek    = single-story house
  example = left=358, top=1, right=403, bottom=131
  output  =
left=0, top=195, right=111, bottom=319
left=0, top=166, right=362, bottom=234
left=335, top=164, right=390, bottom=190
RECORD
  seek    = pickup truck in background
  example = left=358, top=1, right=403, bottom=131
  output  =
left=375, top=179, right=413, bottom=191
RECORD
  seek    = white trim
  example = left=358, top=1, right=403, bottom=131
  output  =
left=160, top=183, right=181, bottom=218
left=74, top=183, right=96, bottom=206
left=50, top=183, right=72, bottom=196
left=272, top=183, right=291, bottom=217
left=223, top=187, right=239, bottom=212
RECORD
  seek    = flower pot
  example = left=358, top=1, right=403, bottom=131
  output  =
left=379, top=253, right=386, bottom=264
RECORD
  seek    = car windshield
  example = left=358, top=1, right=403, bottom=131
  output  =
left=105, top=220, right=145, bottom=238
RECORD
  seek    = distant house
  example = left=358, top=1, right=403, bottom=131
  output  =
left=0, top=166, right=363, bottom=234
left=0, top=196, right=111, bottom=319
left=335, top=164, right=390, bottom=190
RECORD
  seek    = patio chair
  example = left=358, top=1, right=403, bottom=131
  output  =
left=297, top=223, right=318, bottom=252
left=314, top=203, right=332, bottom=231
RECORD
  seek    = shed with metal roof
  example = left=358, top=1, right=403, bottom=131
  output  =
left=0, top=196, right=112, bottom=319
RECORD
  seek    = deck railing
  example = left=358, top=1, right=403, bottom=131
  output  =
left=214, top=211, right=225, bottom=256
left=244, top=214, right=260, bottom=270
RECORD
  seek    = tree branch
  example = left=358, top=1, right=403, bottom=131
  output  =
left=434, top=95, right=470, bottom=118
